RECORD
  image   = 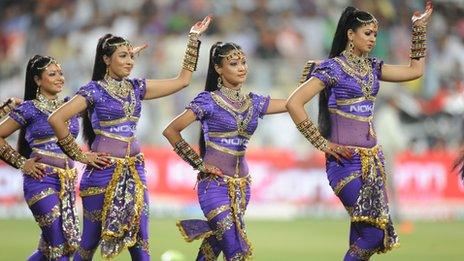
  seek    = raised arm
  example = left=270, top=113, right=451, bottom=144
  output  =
left=163, top=109, right=222, bottom=176
left=143, top=16, right=212, bottom=100
left=380, top=2, right=433, bottom=82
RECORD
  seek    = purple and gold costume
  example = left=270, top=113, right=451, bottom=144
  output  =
left=73, top=78, right=150, bottom=260
left=10, top=98, right=80, bottom=260
left=311, top=54, right=399, bottom=260
left=177, top=90, right=269, bottom=261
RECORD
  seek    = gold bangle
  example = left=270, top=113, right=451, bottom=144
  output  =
left=0, top=143, right=27, bottom=170
left=173, top=138, right=205, bottom=171
left=410, top=25, right=427, bottom=59
left=182, top=33, right=201, bottom=72
left=296, top=118, right=328, bottom=151
left=57, top=134, right=87, bottom=163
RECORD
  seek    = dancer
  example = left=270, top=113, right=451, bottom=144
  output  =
left=0, top=55, right=82, bottom=260
left=48, top=16, right=211, bottom=260
left=286, top=3, right=432, bottom=260
left=163, top=42, right=287, bottom=260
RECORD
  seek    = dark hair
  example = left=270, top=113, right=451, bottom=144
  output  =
left=319, top=6, right=377, bottom=138
left=199, top=42, right=244, bottom=157
left=82, top=34, right=129, bottom=147
left=18, top=55, right=57, bottom=157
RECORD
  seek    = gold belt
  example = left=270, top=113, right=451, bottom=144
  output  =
left=94, top=129, right=136, bottom=143
left=346, top=144, right=385, bottom=181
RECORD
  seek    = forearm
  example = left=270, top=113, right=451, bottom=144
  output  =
left=286, top=98, right=310, bottom=125
left=163, top=125, right=205, bottom=172
left=286, top=97, right=328, bottom=151
left=266, top=99, right=288, bottom=114
left=0, top=138, right=26, bottom=170
left=163, top=126, right=184, bottom=147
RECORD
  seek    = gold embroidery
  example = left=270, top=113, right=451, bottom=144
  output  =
left=211, top=92, right=252, bottom=114
left=208, top=131, right=251, bottom=139
left=99, top=116, right=139, bottom=127
left=80, top=187, right=107, bottom=197
left=32, top=148, right=68, bottom=160
left=336, top=96, right=375, bottom=106
left=100, top=153, right=145, bottom=259
left=49, top=243, right=67, bottom=259
left=206, top=141, right=245, bottom=156
left=298, top=60, right=317, bottom=86
left=329, top=108, right=372, bottom=122
left=206, top=205, right=230, bottom=221
left=176, top=220, right=213, bottom=243
left=224, top=175, right=253, bottom=259
left=134, top=237, right=150, bottom=254
left=230, top=252, right=246, bottom=261
left=27, top=188, right=57, bottom=206
left=200, top=240, right=217, bottom=261
left=77, top=247, right=96, bottom=260
left=214, top=212, right=234, bottom=241
left=83, top=208, right=102, bottom=223
left=94, top=129, right=135, bottom=143
left=347, top=244, right=379, bottom=260
left=33, top=136, right=58, bottom=145
left=334, top=171, right=362, bottom=195
left=334, top=56, right=374, bottom=100
left=34, top=205, right=61, bottom=227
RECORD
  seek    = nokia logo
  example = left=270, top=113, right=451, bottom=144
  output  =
left=220, top=138, right=248, bottom=146
left=44, top=143, right=60, bottom=150
left=349, top=104, right=373, bottom=113
left=109, top=125, right=137, bottom=133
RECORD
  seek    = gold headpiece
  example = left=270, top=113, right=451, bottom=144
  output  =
left=355, top=13, right=378, bottom=27
left=103, top=37, right=132, bottom=49
left=35, top=57, right=59, bottom=71
left=219, top=46, right=245, bottom=61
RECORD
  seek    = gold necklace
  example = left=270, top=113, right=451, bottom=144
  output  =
left=218, top=86, right=245, bottom=103
left=211, top=92, right=253, bottom=133
left=34, top=93, right=64, bottom=113
left=340, top=51, right=374, bottom=99
left=99, top=75, right=136, bottom=118
left=341, top=50, right=370, bottom=76
left=102, top=74, right=131, bottom=98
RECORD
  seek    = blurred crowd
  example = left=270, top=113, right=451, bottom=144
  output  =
left=0, top=0, right=463, bottom=153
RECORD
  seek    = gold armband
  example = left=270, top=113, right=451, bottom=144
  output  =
left=57, top=134, right=87, bottom=163
left=0, top=143, right=27, bottom=170
left=182, top=33, right=201, bottom=72
left=410, top=25, right=427, bottom=59
left=296, top=118, right=328, bottom=151
left=173, top=138, right=206, bottom=172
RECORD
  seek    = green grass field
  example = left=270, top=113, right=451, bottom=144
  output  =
left=0, top=218, right=462, bottom=260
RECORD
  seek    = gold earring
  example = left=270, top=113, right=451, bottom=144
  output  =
left=348, top=40, right=354, bottom=52
left=36, top=86, right=41, bottom=96
left=217, top=76, right=223, bottom=88
left=105, top=66, right=109, bottom=77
